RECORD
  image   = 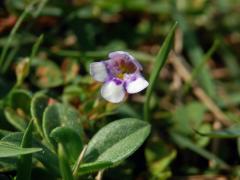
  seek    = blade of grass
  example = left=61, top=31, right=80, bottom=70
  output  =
left=16, top=120, right=34, bottom=180
left=0, top=0, right=45, bottom=74
left=32, top=0, right=48, bottom=18
left=58, top=143, right=74, bottom=180
left=0, top=3, right=34, bottom=73
left=29, top=34, right=44, bottom=65
left=183, top=39, right=220, bottom=94
left=171, top=132, right=230, bottom=170
left=171, top=1, right=216, bottom=98
left=143, top=22, right=178, bottom=122
left=1, top=46, right=19, bottom=73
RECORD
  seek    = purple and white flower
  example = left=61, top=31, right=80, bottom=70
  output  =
left=90, top=51, right=149, bottom=103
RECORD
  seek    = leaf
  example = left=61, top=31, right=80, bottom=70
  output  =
left=9, top=89, right=31, bottom=114
left=195, top=123, right=240, bottom=138
left=43, top=103, right=83, bottom=146
left=144, top=22, right=178, bottom=121
left=50, top=127, right=83, bottom=164
left=1, top=132, right=59, bottom=176
left=4, top=90, right=32, bottom=131
left=171, top=102, right=206, bottom=135
left=0, top=141, right=41, bottom=158
left=0, top=129, right=11, bottom=139
left=31, top=94, right=49, bottom=136
left=4, top=107, right=27, bottom=131
left=16, top=121, right=33, bottom=180
left=83, top=118, right=151, bottom=165
left=31, top=58, right=64, bottom=88
left=58, top=143, right=74, bottom=180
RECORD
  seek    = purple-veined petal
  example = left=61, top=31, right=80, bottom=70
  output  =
left=109, top=51, right=142, bottom=71
left=101, top=79, right=125, bottom=103
left=126, top=75, right=149, bottom=94
left=109, top=51, right=134, bottom=60
left=89, top=62, right=108, bottom=82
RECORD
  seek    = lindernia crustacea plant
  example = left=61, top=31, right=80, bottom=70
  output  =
left=90, top=51, right=149, bottom=103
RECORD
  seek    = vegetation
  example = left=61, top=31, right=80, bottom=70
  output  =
left=0, top=0, right=240, bottom=179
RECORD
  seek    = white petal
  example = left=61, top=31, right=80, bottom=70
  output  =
left=126, top=76, right=149, bottom=94
left=89, top=62, right=108, bottom=82
left=101, top=80, right=125, bottom=103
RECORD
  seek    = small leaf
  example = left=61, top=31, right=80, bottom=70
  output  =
left=31, top=58, right=64, bottom=88
left=31, top=93, right=49, bottom=135
left=43, top=103, right=83, bottom=146
left=10, top=89, right=31, bottom=114
left=171, top=102, right=206, bottom=135
left=4, top=90, right=32, bottom=131
left=1, top=132, right=59, bottom=176
left=83, top=118, right=150, bottom=165
left=58, top=143, right=74, bottom=180
left=0, top=141, right=41, bottom=158
left=16, top=121, right=33, bottom=180
left=50, top=127, right=83, bottom=164
left=4, top=107, right=27, bottom=131
left=196, top=124, right=240, bottom=138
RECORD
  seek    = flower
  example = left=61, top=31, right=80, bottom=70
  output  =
left=90, top=51, right=149, bottom=103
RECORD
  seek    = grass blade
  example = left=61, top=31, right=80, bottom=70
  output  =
left=16, top=120, right=34, bottom=180
left=29, top=34, right=44, bottom=65
left=58, top=143, right=74, bottom=180
left=183, top=39, right=220, bottom=94
left=143, top=22, right=178, bottom=122
left=0, top=4, right=32, bottom=73
left=171, top=2, right=216, bottom=98
left=171, top=132, right=230, bottom=170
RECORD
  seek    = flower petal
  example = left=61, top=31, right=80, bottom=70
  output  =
left=89, top=62, right=108, bottom=82
left=101, top=80, right=125, bottom=103
left=109, top=51, right=142, bottom=71
left=126, top=75, right=149, bottom=94
left=109, top=51, right=134, bottom=60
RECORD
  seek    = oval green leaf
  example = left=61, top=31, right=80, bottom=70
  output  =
left=83, top=118, right=151, bottom=165
left=10, top=89, right=31, bottom=114
left=43, top=103, right=83, bottom=146
left=4, top=107, right=27, bottom=131
left=31, top=58, right=64, bottom=88
left=31, top=93, right=49, bottom=135
left=50, top=127, right=83, bottom=164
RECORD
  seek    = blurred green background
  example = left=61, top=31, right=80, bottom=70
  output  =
left=1, top=0, right=240, bottom=179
